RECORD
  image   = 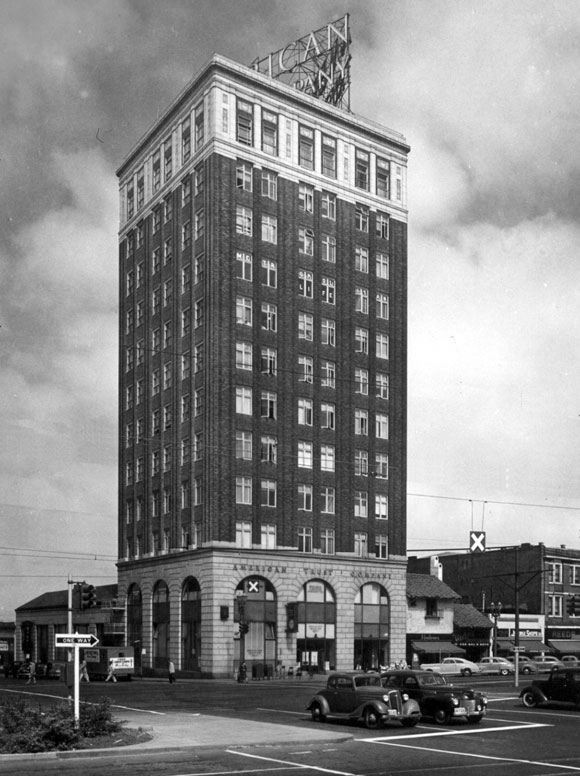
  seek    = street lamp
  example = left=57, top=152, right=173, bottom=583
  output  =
left=490, top=601, right=503, bottom=657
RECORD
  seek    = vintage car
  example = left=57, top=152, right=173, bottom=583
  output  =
left=477, top=657, right=515, bottom=676
left=521, top=666, right=580, bottom=708
left=306, top=671, right=421, bottom=729
left=532, top=656, right=565, bottom=673
left=381, top=669, right=488, bottom=725
left=562, top=655, right=580, bottom=666
left=419, top=657, right=481, bottom=677
left=509, top=655, right=539, bottom=675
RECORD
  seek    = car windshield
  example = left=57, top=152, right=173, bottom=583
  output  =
left=354, top=675, right=381, bottom=688
left=418, top=673, right=446, bottom=686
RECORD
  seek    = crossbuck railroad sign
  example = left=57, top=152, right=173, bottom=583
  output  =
left=469, top=531, right=486, bottom=553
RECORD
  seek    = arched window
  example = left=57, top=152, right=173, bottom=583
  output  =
left=296, top=580, right=336, bottom=672
left=354, top=583, right=390, bottom=671
left=181, top=577, right=201, bottom=672
left=234, top=577, right=277, bottom=678
left=152, top=580, right=170, bottom=669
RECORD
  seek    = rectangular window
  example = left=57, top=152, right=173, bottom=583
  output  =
left=194, top=209, right=204, bottom=240
left=181, top=394, right=190, bottom=423
left=321, top=318, right=335, bottom=346
left=321, top=444, right=335, bottom=472
left=572, top=566, right=580, bottom=585
left=152, top=247, right=160, bottom=274
left=152, top=151, right=161, bottom=192
left=299, top=270, right=313, bottom=298
left=236, top=341, right=253, bottom=370
left=355, top=327, right=368, bottom=354
left=355, top=149, right=369, bottom=190
left=376, top=213, right=389, bottom=240
left=126, top=185, right=134, bottom=219
left=163, top=362, right=172, bottom=390
left=298, top=526, right=313, bottom=552
left=355, top=245, right=369, bottom=273
left=376, top=157, right=390, bottom=198
left=136, top=170, right=144, bottom=210
left=236, top=250, right=253, bottom=281
left=321, top=528, right=335, bottom=555
left=164, top=136, right=173, bottom=181
left=354, top=449, right=368, bottom=477
left=321, top=192, right=336, bottom=220
left=163, top=279, right=173, bottom=307
left=236, top=431, right=252, bottom=461
left=548, top=562, right=563, bottom=584
left=355, top=491, right=368, bottom=518
left=261, top=169, right=277, bottom=199
left=194, top=343, right=203, bottom=372
left=321, top=487, right=335, bottom=514
left=322, top=276, right=335, bottom=305
left=260, top=259, right=277, bottom=288
left=298, top=125, right=314, bottom=169
left=164, top=443, right=173, bottom=471
left=163, top=404, right=172, bottom=430
left=182, top=352, right=191, bottom=380
left=182, top=116, right=191, bottom=163
left=298, top=487, right=312, bottom=512
left=261, top=524, right=277, bottom=549
left=321, top=234, right=336, bottom=263
left=261, top=302, right=277, bottom=331
left=376, top=251, right=389, bottom=280
left=355, top=287, right=368, bottom=314
left=376, top=333, right=389, bottom=360
left=298, top=441, right=313, bottom=468
left=260, top=479, right=277, bottom=507
left=260, top=435, right=277, bottom=463
left=236, top=205, right=252, bottom=235
left=164, top=237, right=173, bottom=263
left=355, top=205, right=369, bottom=232
left=375, top=494, right=388, bottom=519
left=163, top=321, right=172, bottom=350
left=376, top=413, right=389, bottom=439
left=164, top=196, right=173, bottom=223
left=261, top=214, right=278, bottom=243
left=236, top=296, right=252, bottom=326
left=194, top=164, right=204, bottom=196
left=549, top=595, right=563, bottom=618
left=321, top=402, right=335, bottom=430
left=298, top=356, right=314, bottom=383
left=152, top=328, right=161, bottom=353
left=355, top=532, right=368, bottom=557
left=355, top=409, right=368, bottom=436
left=298, top=398, right=313, bottom=426
left=236, top=100, right=253, bottom=146
left=260, top=391, right=277, bottom=419
left=182, top=176, right=191, bottom=206
left=299, top=184, right=314, bottom=213
left=125, top=384, right=134, bottom=410
left=260, top=346, right=277, bottom=376
left=194, top=431, right=203, bottom=460
left=151, top=451, right=159, bottom=476
left=236, top=161, right=253, bottom=191
left=376, top=293, right=389, bottom=320
left=375, top=453, right=389, bottom=479
left=321, top=134, right=337, bottom=178
left=236, top=476, right=252, bottom=505
left=236, top=386, right=252, bottom=415
left=321, top=360, right=335, bottom=388
left=236, top=521, right=252, bottom=549
left=298, top=312, right=314, bottom=341
left=262, top=110, right=278, bottom=156
left=375, top=535, right=388, bottom=559
left=194, top=388, right=203, bottom=416
left=299, top=227, right=314, bottom=255
left=355, top=368, right=369, bottom=395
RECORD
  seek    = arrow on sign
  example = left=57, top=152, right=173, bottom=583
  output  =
left=55, top=633, right=100, bottom=648
left=469, top=531, right=486, bottom=553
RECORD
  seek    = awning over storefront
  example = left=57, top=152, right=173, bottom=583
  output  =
left=496, top=638, right=551, bottom=653
left=548, top=639, right=580, bottom=655
left=411, top=641, right=465, bottom=656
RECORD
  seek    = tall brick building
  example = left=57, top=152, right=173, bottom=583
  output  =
left=117, top=38, right=410, bottom=677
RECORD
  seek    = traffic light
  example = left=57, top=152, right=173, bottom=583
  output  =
left=235, top=595, right=247, bottom=621
left=286, top=602, right=298, bottom=633
left=568, top=595, right=578, bottom=616
left=80, top=584, right=97, bottom=610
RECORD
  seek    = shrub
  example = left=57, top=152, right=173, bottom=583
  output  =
left=0, top=697, right=122, bottom=753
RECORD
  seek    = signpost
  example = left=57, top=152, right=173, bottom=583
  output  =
left=55, top=633, right=99, bottom=724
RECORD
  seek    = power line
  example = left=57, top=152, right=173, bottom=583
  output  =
left=408, top=492, right=580, bottom=512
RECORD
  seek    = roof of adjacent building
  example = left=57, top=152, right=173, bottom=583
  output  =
left=15, top=584, right=118, bottom=612
left=407, top=573, right=461, bottom=600
left=453, top=603, right=493, bottom=630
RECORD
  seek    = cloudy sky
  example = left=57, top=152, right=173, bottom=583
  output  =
left=1, top=0, right=580, bottom=618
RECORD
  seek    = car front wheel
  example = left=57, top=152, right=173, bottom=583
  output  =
left=310, top=702, right=326, bottom=723
left=363, top=707, right=382, bottom=729
left=500, top=669, right=509, bottom=676
left=521, top=691, right=538, bottom=708
left=434, top=708, right=451, bottom=725
left=461, top=669, right=472, bottom=677
left=522, top=666, right=532, bottom=674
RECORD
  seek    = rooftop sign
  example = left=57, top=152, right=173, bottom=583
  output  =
left=251, top=14, right=351, bottom=110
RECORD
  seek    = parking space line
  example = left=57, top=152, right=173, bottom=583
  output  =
left=232, top=750, right=358, bottom=776
left=363, top=722, right=548, bottom=741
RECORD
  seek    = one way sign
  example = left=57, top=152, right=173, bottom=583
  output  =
left=469, top=531, right=486, bottom=553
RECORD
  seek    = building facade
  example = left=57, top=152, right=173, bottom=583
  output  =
left=117, top=52, right=410, bottom=677
left=409, top=544, right=580, bottom=657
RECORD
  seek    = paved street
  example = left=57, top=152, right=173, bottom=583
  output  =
left=2, top=675, right=580, bottom=774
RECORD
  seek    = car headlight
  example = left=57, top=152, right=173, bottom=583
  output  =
left=401, top=692, right=409, bottom=702
left=451, top=696, right=460, bottom=706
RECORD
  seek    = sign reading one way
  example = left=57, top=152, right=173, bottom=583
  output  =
left=54, top=633, right=99, bottom=648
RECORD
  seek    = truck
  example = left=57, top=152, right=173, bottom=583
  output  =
left=82, top=646, right=135, bottom=681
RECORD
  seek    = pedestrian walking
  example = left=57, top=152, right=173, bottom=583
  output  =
left=168, top=659, right=176, bottom=683
left=238, top=661, right=248, bottom=683
left=80, top=659, right=90, bottom=682
left=105, top=660, right=117, bottom=682
left=26, top=659, right=36, bottom=684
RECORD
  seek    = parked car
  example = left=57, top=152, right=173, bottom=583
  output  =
left=420, top=657, right=481, bottom=677
left=521, top=666, right=580, bottom=708
left=532, top=656, right=565, bottom=673
left=508, top=655, right=539, bottom=674
left=477, top=657, right=515, bottom=676
left=561, top=655, right=580, bottom=666
left=381, top=669, right=488, bottom=725
left=306, top=671, right=421, bottom=729
left=16, top=661, right=62, bottom=680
